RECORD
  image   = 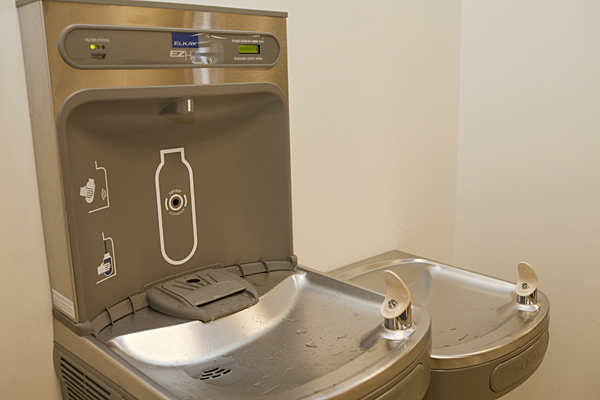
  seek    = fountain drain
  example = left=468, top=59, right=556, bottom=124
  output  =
left=199, top=367, right=232, bottom=380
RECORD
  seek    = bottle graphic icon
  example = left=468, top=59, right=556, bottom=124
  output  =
left=98, top=239, right=113, bottom=276
left=96, top=232, right=116, bottom=284
left=155, top=148, right=198, bottom=265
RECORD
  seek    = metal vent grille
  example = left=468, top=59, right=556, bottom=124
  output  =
left=59, top=357, right=111, bottom=400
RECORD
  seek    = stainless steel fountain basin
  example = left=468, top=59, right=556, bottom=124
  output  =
left=332, top=253, right=548, bottom=369
left=94, top=269, right=432, bottom=400
left=330, top=250, right=550, bottom=400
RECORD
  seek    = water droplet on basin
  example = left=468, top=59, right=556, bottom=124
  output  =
left=337, top=334, right=347, bottom=339
left=306, top=340, right=318, bottom=348
left=353, top=312, right=359, bottom=316
left=296, top=328, right=307, bottom=334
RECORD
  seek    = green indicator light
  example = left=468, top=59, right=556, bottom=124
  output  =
left=238, top=44, right=260, bottom=54
left=90, top=45, right=96, bottom=50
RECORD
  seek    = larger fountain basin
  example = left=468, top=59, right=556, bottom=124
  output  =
left=97, top=269, right=431, bottom=400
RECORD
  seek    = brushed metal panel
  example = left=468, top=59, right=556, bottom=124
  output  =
left=20, top=0, right=288, bottom=324
left=40, top=1, right=288, bottom=118
left=18, top=0, right=288, bottom=18
left=18, top=1, right=81, bottom=321
left=490, top=330, right=549, bottom=392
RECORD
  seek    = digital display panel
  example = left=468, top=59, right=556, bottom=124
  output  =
left=238, top=44, right=260, bottom=54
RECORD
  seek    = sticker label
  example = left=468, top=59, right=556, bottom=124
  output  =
left=96, top=232, right=117, bottom=284
left=172, top=32, right=200, bottom=48
left=52, top=289, right=76, bottom=319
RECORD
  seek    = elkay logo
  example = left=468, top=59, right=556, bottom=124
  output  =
left=172, top=32, right=200, bottom=48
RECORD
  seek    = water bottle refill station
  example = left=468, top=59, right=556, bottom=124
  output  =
left=17, top=1, right=548, bottom=399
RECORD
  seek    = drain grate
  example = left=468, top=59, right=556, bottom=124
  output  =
left=199, top=367, right=232, bottom=380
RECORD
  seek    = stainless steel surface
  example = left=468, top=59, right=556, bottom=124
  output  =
left=23, top=3, right=434, bottom=399
left=42, top=1, right=289, bottom=117
left=331, top=251, right=550, bottom=370
left=54, top=320, right=172, bottom=399
left=58, top=25, right=282, bottom=69
left=92, top=270, right=431, bottom=399
left=17, top=0, right=288, bottom=17
left=420, top=329, right=549, bottom=400
left=384, top=305, right=412, bottom=331
left=19, top=0, right=288, bottom=324
left=19, top=1, right=80, bottom=321
left=517, top=291, right=538, bottom=305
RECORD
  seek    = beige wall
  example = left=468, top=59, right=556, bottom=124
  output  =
left=288, top=0, right=461, bottom=271
left=0, top=1, right=62, bottom=398
left=455, top=1, right=600, bottom=398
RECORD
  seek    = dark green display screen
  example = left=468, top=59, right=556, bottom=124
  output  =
left=238, top=44, right=260, bottom=54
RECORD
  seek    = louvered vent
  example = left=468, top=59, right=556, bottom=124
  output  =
left=59, top=357, right=111, bottom=400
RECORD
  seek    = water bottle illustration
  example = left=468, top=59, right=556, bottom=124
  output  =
left=96, top=232, right=116, bottom=284
left=98, top=238, right=113, bottom=276
left=155, top=147, right=198, bottom=265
